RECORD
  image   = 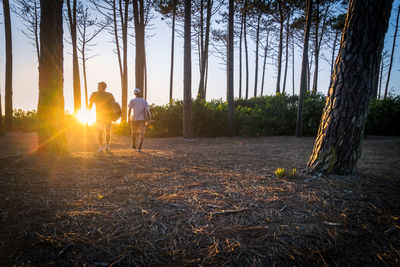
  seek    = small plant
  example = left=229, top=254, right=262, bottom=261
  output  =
left=290, top=168, right=296, bottom=177
left=274, top=168, right=286, bottom=178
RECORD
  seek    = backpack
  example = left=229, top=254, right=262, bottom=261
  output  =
left=110, top=101, right=122, bottom=122
left=144, top=108, right=151, bottom=124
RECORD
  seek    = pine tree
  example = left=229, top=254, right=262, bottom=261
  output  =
left=307, top=0, right=394, bottom=174
left=37, top=0, right=68, bottom=152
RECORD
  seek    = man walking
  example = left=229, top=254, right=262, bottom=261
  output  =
left=89, top=81, right=116, bottom=152
left=128, top=88, right=150, bottom=152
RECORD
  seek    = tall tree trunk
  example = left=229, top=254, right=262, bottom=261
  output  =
left=253, top=13, right=261, bottom=97
left=243, top=0, right=249, bottom=99
left=121, top=0, right=129, bottom=121
left=295, top=0, right=312, bottom=137
left=307, top=59, right=311, bottom=91
left=261, top=33, right=269, bottom=96
left=183, top=0, right=193, bottom=138
left=0, top=91, right=3, bottom=133
left=239, top=10, right=243, bottom=98
left=330, top=30, right=339, bottom=78
left=378, top=56, right=384, bottom=99
left=311, top=0, right=319, bottom=94
left=292, top=32, right=295, bottom=95
left=38, top=0, right=68, bottom=152
left=384, top=3, right=400, bottom=99
left=144, top=44, right=148, bottom=100
left=199, top=0, right=204, bottom=73
left=82, top=49, right=89, bottom=108
left=3, top=0, right=13, bottom=130
left=169, top=2, right=176, bottom=103
left=198, top=0, right=212, bottom=100
left=282, top=10, right=290, bottom=94
left=276, top=0, right=284, bottom=94
left=227, top=0, right=234, bottom=136
left=66, top=0, right=81, bottom=114
left=34, top=1, right=40, bottom=63
left=133, top=0, right=145, bottom=95
left=307, top=0, right=393, bottom=174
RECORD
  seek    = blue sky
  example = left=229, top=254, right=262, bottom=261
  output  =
left=0, top=0, right=399, bottom=112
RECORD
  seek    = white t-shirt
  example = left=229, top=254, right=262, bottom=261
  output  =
left=128, top=97, right=149, bottom=121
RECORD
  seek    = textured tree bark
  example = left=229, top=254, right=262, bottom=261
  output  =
left=183, top=0, right=193, bottom=139
left=3, top=0, right=13, bottom=130
left=295, top=0, right=312, bottom=137
left=66, top=0, right=81, bottom=114
left=384, top=3, right=400, bottom=99
left=253, top=13, right=261, bottom=97
left=37, top=0, right=68, bottom=152
left=227, top=0, right=234, bottom=136
left=307, top=0, right=393, bottom=174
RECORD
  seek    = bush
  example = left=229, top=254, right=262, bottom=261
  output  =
left=365, top=96, right=400, bottom=136
left=144, top=93, right=325, bottom=137
left=6, top=94, right=400, bottom=137
left=13, top=109, right=38, bottom=132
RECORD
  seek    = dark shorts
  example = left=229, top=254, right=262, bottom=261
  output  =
left=131, top=120, right=145, bottom=135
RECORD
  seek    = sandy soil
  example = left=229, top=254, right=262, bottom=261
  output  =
left=0, top=130, right=399, bottom=266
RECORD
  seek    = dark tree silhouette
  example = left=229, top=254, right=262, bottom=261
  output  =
left=92, top=0, right=130, bottom=121
left=275, top=0, right=284, bottom=94
left=196, top=0, right=212, bottom=100
left=66, top=0, right=82, bottom=114
left=133, top=0, right=146, bottom=98
left=77, top=4, right=105, bottom=108
left=227, top=0, right=234, bottom=136
left=183, top=0, right=193, bottom=138
left=307, top=0, right=393, bottom=174
left=14, top=0, right=40, bottom=63
left=3, top=0, right=13, bottom=130
left=384, top=3, right=400, bottom=99
left=243, top=0, right=249, bottom=99
left=295, top=0, right=312, bottom=137
left=0, top=91, right=3, bottom=133
left=156, top=0, right=180, bottom=102
left=37, top=0, right=68, bottom=152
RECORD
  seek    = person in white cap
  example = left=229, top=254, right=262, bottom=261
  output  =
left=89, top=81, right=116, bottom=152
left=128, top=88, right=150, bottom=152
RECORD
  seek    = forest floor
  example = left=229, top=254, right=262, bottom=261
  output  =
left=0, top=129, right=399, bottom=266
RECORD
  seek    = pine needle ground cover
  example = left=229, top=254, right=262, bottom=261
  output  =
left=0, top=132, right=399, bottom=266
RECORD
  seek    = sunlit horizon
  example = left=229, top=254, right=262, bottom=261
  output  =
left=75, top=108, right=97, bottom=125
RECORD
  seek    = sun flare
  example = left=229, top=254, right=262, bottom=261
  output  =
left=76, top=109, right=96, bottom=125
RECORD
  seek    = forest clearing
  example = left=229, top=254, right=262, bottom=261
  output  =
left=1, top=131, right=399, bottom=265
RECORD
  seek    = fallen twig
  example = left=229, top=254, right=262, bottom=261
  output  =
left=211, top=208, right=249, bottom=216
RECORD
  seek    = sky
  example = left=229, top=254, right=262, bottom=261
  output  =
left=0, top=0, right=399, bottom=113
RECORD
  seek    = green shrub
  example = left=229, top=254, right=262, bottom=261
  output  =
left=13, top=109, right=38, bottom=132
left=6, top=94, right=400, bottom=137
left=365, top=96, right=400, bottom=136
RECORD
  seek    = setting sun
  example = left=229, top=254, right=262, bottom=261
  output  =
left=76, top=108, right=96, bottom=125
